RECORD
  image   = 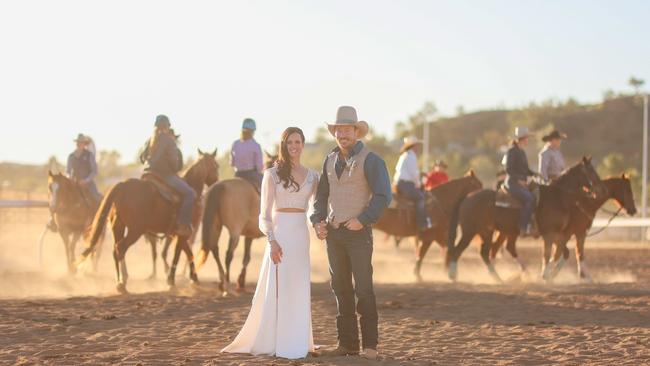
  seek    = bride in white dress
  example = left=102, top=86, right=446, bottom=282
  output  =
left=222, top=127, right=317, bottom=359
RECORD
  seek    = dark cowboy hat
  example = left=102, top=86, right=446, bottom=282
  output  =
left=542, top=129, right=567, bottom=142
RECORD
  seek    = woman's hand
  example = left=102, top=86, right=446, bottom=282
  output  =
left=270, top=240, right=283, bottom=264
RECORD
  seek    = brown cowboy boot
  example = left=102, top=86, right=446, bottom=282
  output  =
left=318, top=345, right=359, bottom=357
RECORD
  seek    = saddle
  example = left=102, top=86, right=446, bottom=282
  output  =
left=389, top=190, right=439, bottom=211
left=495, top=185, right=540, bottom=209
left=141, top=173, right=181, bottom=205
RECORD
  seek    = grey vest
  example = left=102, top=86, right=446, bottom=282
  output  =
left=326, top=147, right=372, bottom=226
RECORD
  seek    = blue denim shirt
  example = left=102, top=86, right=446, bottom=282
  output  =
left=66, top=150, right=97, bottom=183
left=310, top=141, right=392, bottom=226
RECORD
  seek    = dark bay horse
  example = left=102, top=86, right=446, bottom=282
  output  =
left=374, top=171, right=482, bottom=281
left=77, top=149, right=219, bottom=293
left=548, top=174, right=636, bottom=281
left=447, top=157, right=603, bottom=282
left=47, top=171, right=102, bottom=273
left=196, top=154, right=277, bottom=293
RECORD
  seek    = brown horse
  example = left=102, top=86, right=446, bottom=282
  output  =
left=447, top=157, right=603, bottom=282
left=47, top=172, right=102, bottom=273
left=195, top=154, right=277, bottom=293
left=77, top=149, right=219, bottom=293
left=547, top=174, right=637, bottom=281
left=374, top=171, right=482, bottom=281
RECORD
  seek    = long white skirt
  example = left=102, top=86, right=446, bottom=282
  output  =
left=221, top=212, right=314, bottom=359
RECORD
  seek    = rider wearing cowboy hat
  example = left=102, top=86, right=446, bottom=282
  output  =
left=67, top=133, right=102, bottom=204
left=538, top=129, right=567, bottom=182
left=503, top=126, right=538, bottom=237
left=394, top=136, right=433, bottom=231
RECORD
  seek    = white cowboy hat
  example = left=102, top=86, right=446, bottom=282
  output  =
left=513, top=126, right=531, bottom=140
left=327, top=106, right=369, bottom=139
left=400, top=135, right=423, bottom=153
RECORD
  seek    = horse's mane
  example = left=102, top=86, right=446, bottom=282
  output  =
left=554, top=160, right=586, bottom=187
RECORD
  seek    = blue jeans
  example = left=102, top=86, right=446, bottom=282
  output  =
left=163, top=175, right=196, bottom=226
left=397, top=180, right=428, bottom=229
left=86, top=181, right=102, bottom=202
left=235, top=169, right=262, bottom=192
left=326, top=226, right=378, bottom=350
left=505, top=177, right=534, bottom=231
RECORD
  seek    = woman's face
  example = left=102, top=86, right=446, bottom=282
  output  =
left=285, top=132, right=304, bottom=160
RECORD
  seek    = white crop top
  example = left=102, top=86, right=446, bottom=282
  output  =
left=259, top=166, right=319, bottom=240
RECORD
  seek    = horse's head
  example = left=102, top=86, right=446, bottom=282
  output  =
left=264, top=150, right=278, bottom=169
left=607, top=174, right=637, bottom=216
left=463, top=169, right=483, bottom=192
left=196, top=148, right=220, bottom=186
left=47, top=170, right=78, bottom=212
left=559, top=156, right=604, bottom=199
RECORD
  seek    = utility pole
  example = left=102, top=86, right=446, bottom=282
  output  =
left=642, top=93, right=648, bottom=242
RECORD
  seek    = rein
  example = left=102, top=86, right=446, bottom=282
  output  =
left=578, top=206, right=623, bottom=237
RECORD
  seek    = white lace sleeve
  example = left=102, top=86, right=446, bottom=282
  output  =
left=307, top=169, right=319, bottom=216
left=259, top=168, right=277, bottom=241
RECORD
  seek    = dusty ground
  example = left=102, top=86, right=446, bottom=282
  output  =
left=0, top=212, right=649, bottom=365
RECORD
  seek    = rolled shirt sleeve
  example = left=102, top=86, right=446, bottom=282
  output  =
left=538, top=150, right=549, bottom=181
left=358, top=152, right=392, bottom=226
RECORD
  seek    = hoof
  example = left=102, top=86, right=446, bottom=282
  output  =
left=116, top=283, right=128, bottom=294
left=448, top=261, right=458, bottom=282
left=190, top=273, right=199, bottom=284
left=166, top=276, right=175, bottom=287
left=487, top=264, right=503, bottom=283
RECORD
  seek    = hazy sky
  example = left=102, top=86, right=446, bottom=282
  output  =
left=1, top=0, right=648, bottom=164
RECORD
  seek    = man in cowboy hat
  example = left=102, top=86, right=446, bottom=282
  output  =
left=230, top=118, right=264, bottom=191
left=311, top=105, right=392, bottom=360
left=424, top=159, right=450, bottom=191
left=503, top=126, right=538, bottom=237
left=538, top=129, right=567, bottom=182
left=394, top=136, right=433, bottom=231
left=67, top=133, right=102, bottom=204
left=47, top=133, right=102, bottom=232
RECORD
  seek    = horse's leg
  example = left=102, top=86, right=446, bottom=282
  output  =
left=237, top=237, right=253, bottom=291
left=448, top=229, right=475, bottom=282
left=549, top=234, right=570, bottom=280
left=146, top=235, right=158, bottom=280
left=489, top=231, right=506, bottom=261
left=167, top=236, right=183, bottom=287
left=69, top=231, right=81, bottom=273
left=209, top=224, right=226, bottom=292
left=161, top=236, right=172, bottom=275
left=224, top=234, right=240, bottom=287
left=414, top=238, right=432, bottom=282
left=179, top=236, right=198, bottom=284
left=111, top=220, right=125, bottom=288
left=59, top=230, right=74, bottom=275
left=574, top=233, right=592, bottom=282
left=480, top=232, right=502, bottom=283
left=541, top=234, right=554, bottom=281
left=505, top=234, right=526, bottom=272
left=113, top=228, right=140, bottom=294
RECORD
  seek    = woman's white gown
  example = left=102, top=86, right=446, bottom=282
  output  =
left=221, top=167, right=317, bottom=359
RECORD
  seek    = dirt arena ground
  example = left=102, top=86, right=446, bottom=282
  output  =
left=0, top=211, right=649, bottom=365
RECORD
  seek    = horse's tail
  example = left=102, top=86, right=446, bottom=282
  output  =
left=196, top=183, right=224, bottom=269
left=79, top=182, right=122, bottom=259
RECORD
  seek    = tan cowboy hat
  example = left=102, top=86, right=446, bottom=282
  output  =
left=327, top=106, right=369, bottom=139
left=73, top=133, right=91, bottom=144
left=542, top=129, right=567, bottom=142
left=512, top=126, right=531, bottom=140
left=400, top=135, right=423, bottom=153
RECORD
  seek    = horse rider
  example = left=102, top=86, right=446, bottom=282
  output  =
left=538, top=129, right=567, bottom=183
left=47, top=133, right=101, bottom=232
left=66, top=133, right=102, bottom=206
left=230, top=118, right=264, bottom=191
left=394, top=136, right=433, bottom=231
left=503, top=126, right=538, bottom=237
left=140, top=114, right=195, bottom=237
left=424, top=160, right=449, bottom=191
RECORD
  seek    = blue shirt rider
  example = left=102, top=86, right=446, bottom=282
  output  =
left=66, top=133, right=102, bottom=204
left=140, top=115, right=196, bottom=237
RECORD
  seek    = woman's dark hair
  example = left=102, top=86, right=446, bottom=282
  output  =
left=276, top=127, right=305, bottom=191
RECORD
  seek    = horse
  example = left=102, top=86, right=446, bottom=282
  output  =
left=195, top=153, right=277, bottom=293
left=547, top=174, right=637, bottom=281
left=447, top=157, right=603, bottom=282
left=47, top=171, right=103, bottom=273
left=374, top=171, right=483, bottom=281
left=77, top=149, right=219, bottom=293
